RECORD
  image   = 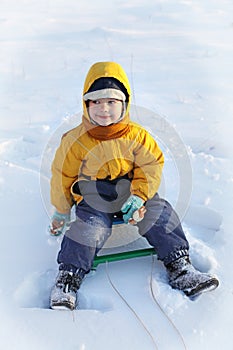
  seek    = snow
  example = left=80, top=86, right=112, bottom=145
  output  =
left=0, top=0, right=233, bottom=349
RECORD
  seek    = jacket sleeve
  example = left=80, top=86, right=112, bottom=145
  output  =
left=130, top=131, right=164, bottom=201
left=50, top=134, right=83, bottom=213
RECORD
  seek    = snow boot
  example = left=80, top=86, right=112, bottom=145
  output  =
left=166, top=256, right=219, bottom=298
left=50, top=268, right=86, bottom=310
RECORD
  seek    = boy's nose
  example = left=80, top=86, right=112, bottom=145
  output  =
left=100, top=102, right=109, bottom=111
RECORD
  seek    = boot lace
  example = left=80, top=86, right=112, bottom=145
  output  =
left=56, top=270, right=84, bottom=293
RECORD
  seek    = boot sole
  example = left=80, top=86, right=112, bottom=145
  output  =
left=185, top=277, right=219, bottom=299
left=50, top=300, right=76, bottom=311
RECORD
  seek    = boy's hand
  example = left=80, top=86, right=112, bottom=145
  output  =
left=49, top=211, right=70, bottom=236
left=130, top=206, right=147, bottom=225
left=121, top=195, right=145, bottom=224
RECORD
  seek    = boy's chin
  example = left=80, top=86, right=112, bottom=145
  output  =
left=96, top=120, right=113, bottom=126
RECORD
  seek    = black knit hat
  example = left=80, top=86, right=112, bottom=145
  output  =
left=83, top=77, right=129, bottom=102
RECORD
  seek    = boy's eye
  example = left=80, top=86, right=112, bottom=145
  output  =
left=89, top=99, right=120, bottom=106
left=93, top=100, right=116, bottom=104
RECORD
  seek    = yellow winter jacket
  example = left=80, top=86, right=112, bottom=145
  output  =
left=51, top=62, right=164, bottom=213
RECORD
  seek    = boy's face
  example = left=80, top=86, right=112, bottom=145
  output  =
left=88, top=98, right=123, bottom=126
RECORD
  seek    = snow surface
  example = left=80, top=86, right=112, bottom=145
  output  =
left=1, top=0, right=233, bottom=349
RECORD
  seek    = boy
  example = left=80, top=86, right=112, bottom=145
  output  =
left=49, top=61, right=219, bottom=310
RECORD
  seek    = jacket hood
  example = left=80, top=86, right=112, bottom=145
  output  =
left=82, top=62, right=131, bottom=121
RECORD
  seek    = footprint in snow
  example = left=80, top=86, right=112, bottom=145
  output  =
left=13, top=269, right=55, bottom=309
left=184, top=205, right=222, bottom=231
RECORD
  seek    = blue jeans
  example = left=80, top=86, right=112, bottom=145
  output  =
left=57, top=177, right=189, bottom=271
